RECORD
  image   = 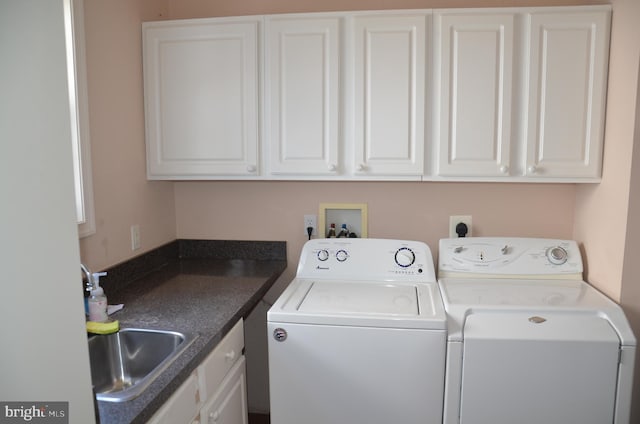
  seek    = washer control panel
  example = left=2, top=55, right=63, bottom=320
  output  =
left=438, top=237, right=583, bottom=278
left=297, top=238, right=436, bottom=282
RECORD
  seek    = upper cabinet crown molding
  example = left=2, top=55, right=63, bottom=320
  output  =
left=142, top=5, right=611, bottom=182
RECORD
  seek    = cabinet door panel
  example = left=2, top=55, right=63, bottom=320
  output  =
left=148, top=373, right=200, bottom=424
left=266, top=16, right=341, bottom=175
left=353, top=14, right=426, bottom=176
left=525, top=10, right=610, bottom=178
left=144, top=19, right=260, bottom=178
left=435, top=12, right=514, bottom=177
left=201, top=357, right=248, bottom=424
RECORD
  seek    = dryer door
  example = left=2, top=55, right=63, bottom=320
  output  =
left=459, top=312, right=620, bottom=424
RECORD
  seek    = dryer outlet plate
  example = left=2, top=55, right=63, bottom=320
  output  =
left=449, top=215, right=472, bottom=238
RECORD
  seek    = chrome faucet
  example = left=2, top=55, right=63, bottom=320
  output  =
left=81, top=263, right=93, bottom=291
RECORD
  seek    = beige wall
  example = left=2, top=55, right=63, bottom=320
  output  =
left=572, top=0, right=640, bottom=417
left=79, top=0, right=176, bottom=270
left=574, top=0, right=640, bottom=301
left=621, top=55, right=640, bottom=423
left=176, top=181, right=576, bottom=287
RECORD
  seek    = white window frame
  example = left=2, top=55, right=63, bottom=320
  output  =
left=64, top=0, right=95, bottom=237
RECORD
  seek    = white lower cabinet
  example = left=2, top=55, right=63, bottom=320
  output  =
left=148, top=320, right=246, bottom=424
left=147, top=372, right=201, bottom=424
left=200, top=357, right=248, bottom=424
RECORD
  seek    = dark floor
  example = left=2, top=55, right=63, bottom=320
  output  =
left=248, top=413, right=270, bottom=424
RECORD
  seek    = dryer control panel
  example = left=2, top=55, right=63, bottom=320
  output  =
left=297, top=238, right=436, bottom=282
left=438, top=237, right=583, bottom=279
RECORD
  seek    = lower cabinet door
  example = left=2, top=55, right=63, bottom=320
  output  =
left=148, top=372, right=200, bottom=424
left=201, top=356, right=248, bottom=424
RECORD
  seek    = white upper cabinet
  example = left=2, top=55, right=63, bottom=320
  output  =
left=143, top=18, right=260, bottom=179
left=523, top=8, right=610, bottom=179
left=265, top=15, right=341, bottom=176
left=141, top=6, right=610, bottom=182
left=434, top=11, right=514, bottom=178
left=351, top=13, right=427, bottom=177
left=433, top=6, right=610, bottom=181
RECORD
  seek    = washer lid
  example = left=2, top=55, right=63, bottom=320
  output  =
left=268, top=279, right=446, bottom=329
left=299, top=281, right=419, bottom=315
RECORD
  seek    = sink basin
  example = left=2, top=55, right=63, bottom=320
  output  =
left=88, top=328, right=197, bottom=402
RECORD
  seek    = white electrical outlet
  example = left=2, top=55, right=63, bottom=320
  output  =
left=131, top=224, right=141, bottom=250
left=449, top=215, right=472, bottom=238
left=304, top=214, right=317, bottom=236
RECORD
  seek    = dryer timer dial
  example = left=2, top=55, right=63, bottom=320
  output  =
left=395, top=247, right=416, bottom=268
left=546, top=246, right=568, bottom=265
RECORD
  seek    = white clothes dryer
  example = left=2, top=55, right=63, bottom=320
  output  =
left=438, top=237, right=636, bottom=424
left=268, top=238, right=447, bottom=424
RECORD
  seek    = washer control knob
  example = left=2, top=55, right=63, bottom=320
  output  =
left=546, top=246, right=568, bottom=265
left=336, top=249, right=349, bottom=262
left=395, top=247, right=415, bottom=268
left=317, top=249, right=329, bottom=261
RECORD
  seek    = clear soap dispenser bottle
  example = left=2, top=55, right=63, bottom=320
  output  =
left=88, top=272, right=108, bottom=322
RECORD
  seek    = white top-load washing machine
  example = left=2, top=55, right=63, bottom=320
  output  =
left=438, top=237, right=636, bottom=424
left=268, top=238, right=447, bottom=424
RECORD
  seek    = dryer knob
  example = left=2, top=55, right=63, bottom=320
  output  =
left=546, top=246, right=568, bottom=265
left=395, top=247, right=415, bottom=268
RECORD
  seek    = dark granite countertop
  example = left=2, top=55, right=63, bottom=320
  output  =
left=93, top=241, right=287, bottom=424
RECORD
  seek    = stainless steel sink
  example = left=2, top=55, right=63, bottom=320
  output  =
left=88, top=328, right=197, bottom=402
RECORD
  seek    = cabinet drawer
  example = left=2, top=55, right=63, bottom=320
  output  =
left=198, top=319, right=244, bottom=400
left=148, top=371, right=200, bottom=424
